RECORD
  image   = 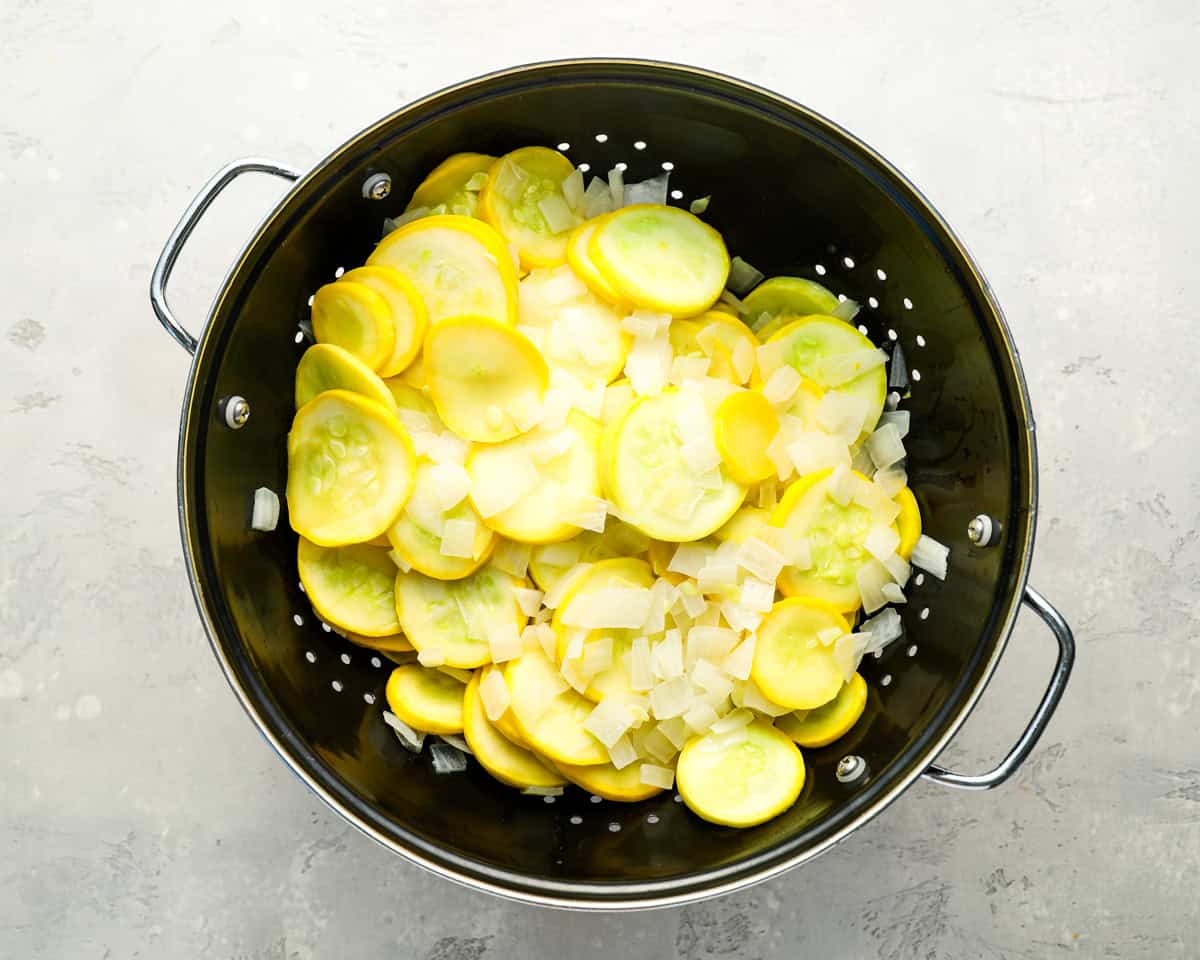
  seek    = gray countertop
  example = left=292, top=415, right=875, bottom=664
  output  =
left=2, top=0, right=1195, bottom=956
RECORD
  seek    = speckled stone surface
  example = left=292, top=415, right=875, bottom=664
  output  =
left=2, top=1, right=1196, bottom=956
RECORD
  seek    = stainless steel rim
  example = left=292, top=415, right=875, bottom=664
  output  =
left=173, top=57, right=1040, bottom=909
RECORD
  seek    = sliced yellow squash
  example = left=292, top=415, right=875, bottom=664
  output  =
left=895, top=487, right=921, bottom=558
left=393, top=563, right=524, bottom=668
left=311, top=281, right=396, bottom=372
left=463, top=673, right=565, bottom=789
left=286, top=390, right=416, bottom=546
left=367, top=214, right=518, bottom=327
left=505, top=650, right=608, bottom=766
left=752, top=596, right=849, bottom=710
left=340, top=266, right=427, bottom=377
left=297, top=538, right=401, bottom=637
left=345, top=630, right=414, bottom=653
left=609, top=389, right=746, bottom=542
left=425, top=315, right=548, bottom=444
left=295, top=343, right=395, bottom=411
left=384, top=378, right=437, bottom=418
left=385, top=663, right=466, bottom=734
left=566, top=216, right=624, bottom=303
left=527, top=518, right=649, bottom=594
left=552, top=557, right=655, bottom=702
left=770, top=468, right=899, bottom=610
left=775, top=673, right=868, bottom=748
left=589, top=204, right=729, bottom=317
left=479, top=146, right=578, bottom=269
left=407, top=152, right=496, bottom=217
left=713, top=505, right=771, bottom=545
left=554, top=760, right=665, bottom=802
left=386, top=460, right=496, bottom=580
left=741, top=276, right=840, bottom=335
left=676, top=721, right=805, bottom=827
left=670, top=311, right=758, bottom=384
left=713, top=390, right=780, bottom=485
left=466, top=411, right=601, bottom=544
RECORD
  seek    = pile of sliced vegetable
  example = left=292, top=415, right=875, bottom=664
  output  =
left=283, top=145, right=950, bottom=829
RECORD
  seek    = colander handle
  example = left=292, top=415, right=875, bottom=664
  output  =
left=151, top=158, right=301, bottom=355
left=922, top=586, right=1074, bottom=790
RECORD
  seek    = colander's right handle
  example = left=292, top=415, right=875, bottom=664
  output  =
left=151, top=158, right=301, bottom=355
left=922, top=586, right=1074, bottom=791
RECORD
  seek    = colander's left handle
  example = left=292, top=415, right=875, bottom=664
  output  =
left=151, top=158, right=301, bottom=355
left=922, top=586, right=1074, bottom=790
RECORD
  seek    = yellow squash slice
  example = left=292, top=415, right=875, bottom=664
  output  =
left=566, top=217, right=624, bottom=303
left=407, top=152, right=496, bottom=217
left=751, top=596, right=850, bottom=710
left=463, top=673, right=565, bottom=789
left=367, top=214, right=518, bottom=326
left=527, top=519, right=649, bottom=594
left=505, top=650, right=608, bottom=766
left=345, top=630, right=414, bottom=653
left=676, top=721, right=805, bottom=827
left=466, top=412, right=602, bottom=544
left=339, top=266, right=427, bottom=377
left=295, top=343, right=395, bottom=411
left=552, top=557, right=655, bottom=702
left=425, top=315, right=549, bottom=443
left=386, top=460, right=496, bottom=580
left=589, top=204, right=729, bottom=317
left=741, top=276, right=840, bottom=336
left=609, top=389, right=746, bottom=542
left=385, top=663, right=466, bottom=734
left=479, top=146, right=579, bottom=269
left=770, top=468, right=900, bottom=610
left=775, top=673, right=868, bottom=748
left=287, top=390, right=416, bottom=546
left=393, top=563, right=524, bottom=668
left=554, top=760, right=665, bottom=802
left=297, top=538, right=401, bottom=637
left=713, top=390, right=780, bottom=485
left=311, top=281, right=396, bottom=372
left=670, top=311, right=758, bottom=384
left=895, top=487, right=921, bottom=558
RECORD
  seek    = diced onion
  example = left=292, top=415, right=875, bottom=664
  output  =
left=582, top=176, right=614, bottom=218
left=832, top=633, right=871, bottom=683
left=883, top=551, right=911, bottom=585
left=880, top=409, right=911, bottom=439
left=826, top=464, right=855, bottom=506
left=737, top=680, right=791, bottom=717
left=787, top=432, right=852, bottom=475
left=650, top=676, right=691, bottom=719
left=739, top=577, right=776, bottom=613
left=856, top=559, right=892, bottom=614
left=736, top=536, right=784, bottom=584
left=584, top=697, right=637, bottom=747
left=862, top=607, right=904, bottom=653
left=718, top=289, right=744, bottom=312
left=668, top=543, right=712, bottom=578
left=726, top=256, right=764, bottom=295
left=865, top=423, right=906, bottom=470
left=730, top=338, right=756, bottom=384
left=513, top=587, right=545, bottom=617
left=608, top=734, right=638, bottom=770
left=761, top=365, right=803, bottom=407
left=561, top=168, right=585, bottom=211
left=581, top=637, right=614, bottom=675
left=888, top=342, right=908, bottom=390
left=543, top=563, right=593, bottom=609
left=696, top=561, right=739, bottom=593
left=817, top=391, right=870, bottom=442
left=657, top=717, right=689, bottom=750
left=881, top=582, right=907, bottom=604
left=439, top=516, right=477, bottom=558
left=688, top=195, right=711, bottom=215
left=621, top=309, right=672, bottom=338
left=683, top=701, right=720, bottom=733
left=491, top=538, right=532, bottom=579
left=710, top=707, right=754, bottom=735
left=430, top=742, right=469, bottom=774
left=383, top=711, right=425, bottom=753
left=864, top=526, right=902, bottom=563
left=720, top=636, right=756, bottom=681
left=472, top=454, right=539, bottom=518
left=670, top=353, right=712, bottom=385
left=250, top=487, right=280, bottom=531
left=488, top=622, right=522, bottom=663
left=522, top=785, right=564, bottom=797
left=568, top=494, right=608, bottom=534
left=831, top=298, right=861, bottom=321
left=607, top=166, right=625, bottom=208
left=652, top=630, right=684, bottom=680
left=438, top=733, right=473, bottom=755
left=563, top=628, right=586, bottom=662
left=874, top=465, right=908, bottom=498
left=623, top=172, right=669, bottom=206
left=624, top=330, right=672, bottom=396
left=417, top=647, right=446, bottom=667
left=639, top=729, right=678, bottom=765
left=911, top=534, right=950, bottom=580
left=562, top=586, right=653, bottom=630
left=427, top=464, right=472, bottom=512
left=719, top=601, right=761, bottom=634
left=687, top=625, right=740, bottom=666
left=691, top=658, right=731, bottom=692
left=479, top=669, right=511, bottom=721
left=817, top=626, right=842, bottom=646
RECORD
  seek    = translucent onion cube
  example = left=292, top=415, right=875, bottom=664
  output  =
left=427, top=464, right=472, bottom=512
left=857, top=559, right=892, bottom=614
left=761, top=364, right=803, bottom=406
left=881, top=582, right=907, bottom=604
left=472, top=453, right=539, bottom=518
left=911, top=534, right=950, bottom=580
left=608, top=734, right=638, bottom=770
left=581, top=637, right=614, bottom=675
left=439, top=516, right=478, bottom=558
left=788, top=432, right=852, bottom=475
left=584, top=697, right=637, bottom=747
left=561, top=586, right=653, bottom=630
left=721, top=636, right=756, bottom=680
left=865, top=422, right=906, bottom=470
left=513, top=587, right=545, bottom=618
left=488, top=622, right=522, bottom=663
left=864, top=525, right=902, bottom=563
left=630, top=636, right=654, bottom=691
left=250, top=487, right=280, bottom=531
left=736, top=536, right=785, bottom=584
left=710, top=707, right=754, bottom=734
left=739, top=576, right=776, bottom=613
left=686, top=625, right=740, bottom=666
left=668, top=543, right=712, bottom=578
left=652, top=630, right=684, bottom=680
left=683, top=701, right=720, bottom=733
left=478, top=668, right=511, bottom=722
left=649, top=676, right=692, bottom=719
left=491, top=538, right=532, bottom=579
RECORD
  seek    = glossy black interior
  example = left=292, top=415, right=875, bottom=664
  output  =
left=181, top=61, right=1035, bottom=905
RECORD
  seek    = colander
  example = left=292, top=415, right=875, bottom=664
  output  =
left=149, top=59, right=1074, bottom=909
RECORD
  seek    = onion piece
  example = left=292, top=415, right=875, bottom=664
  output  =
left=826, top=464, right=855, bottom=506
left=861, top=607, right=903, bottom=653
left=608, top=734, right=638, bottom=770
left=438, top=733, right=473, bottom=755
left=683, top=701, right=720, bottom=734
left=832, top=633, right=871, bottom=682
left=882, top=551, right=911, bottom=585
left=856, top=559, right=892, bottom=614
left=582, top=176, right=614, bottom=218
left=736, top=537, right=785, bottom=584
left=522, top=785, right=564, bottom=797
left=561, top=169, right=585, bottom=211
left=881, top=582, right=907, bottom=604
left=430, top=742, right=469, bottom=774
left=668, top=543, right=712, bottom=578
left=630, top=636, right=654, bottom=692
left=471, top=453, right=539, bottom=518
left=581, top=637, right=614, bottom=675
left=478, top=668, right=511, bottom=721
left=880, top=409, right=911, bottom=439
left=761, top=365, right=803, bottom=407
left=888, top=342, right=909, bottom=390
left=543, top=563, right=593, bottom=609
left=873, top=464, right=908, bottom=498
left=831, top=298, right=861, bottom=321
left=737, top=680, right=791, bottom=717
left=689, top=195, right=711, bottom=215
left=649, top=676, right=691, bottom=719
left=710, top=707, right=754, bottom=735
left=491, top=538, right=532, bottom=579
left=787, top=432, right=852, bottom=475
left=720, top=636, right=756, bottom=681
left=607, top=166, right=625, bottom=208
left=383, top=711, right=425, bottom=753
left=623, top=172, right=669, bottom=206
left=726, top=256, right=764, bottom=295
left=739, top=577, right=776, bottom=614
left=652, top=630, right=684, bottom=680
left=584, top=697, right=637, bottom=747
left=250, top=487, right=280, bottom=531
left=865, top=423, right=906, bottom=470
left=864, top=526, right=902, bottom=563
left=388, top=549, right=412, bottom=573
left=417, top=647, right=446, bottom=667
left=439, top=517, right=477, bottom=559
left=657, top=717, right=688, bottom=750
left=911, top=534, right=950, bottom=580
left=687, top=625, right=740, bottom=666
left=561, top=587, right=653, bottom=630
left=513, top=587, right=545, bottom=618
left=488, top=622, right=522, bottom=663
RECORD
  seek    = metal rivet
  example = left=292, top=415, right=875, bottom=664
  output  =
left=836, top=755, right=868, bottom=784
left=222, top=395, right=250, bottom=429
left=968, top=514, right=998, bottom=546
left=362, top=172, right=392, bottom=200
